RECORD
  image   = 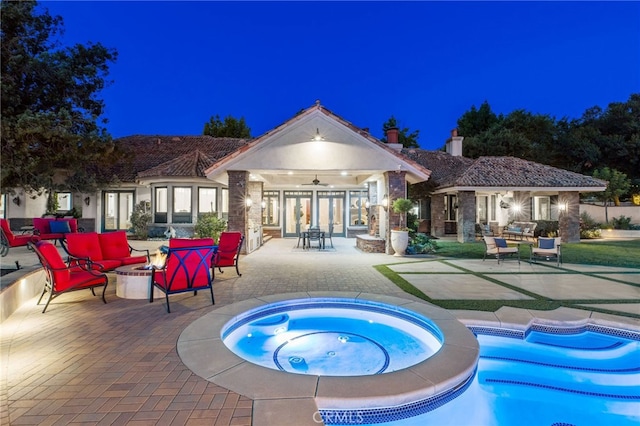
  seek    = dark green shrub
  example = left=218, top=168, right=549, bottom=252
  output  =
left=580, top=212, right=601, bottom=239
left=407, top=232, right=437, bottom=255
left=534, top=220, right=558, bottom=238
left=129, top=201, right=151, bottom=240
left=194, top=213, right=227, bottom=243
left=611, top=215, right=632, bottom=230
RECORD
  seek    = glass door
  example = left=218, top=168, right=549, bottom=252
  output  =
left=318, top=191, right=345, bottom=236
left=103, top=191, right=134, bottom=231
left=283, top=191, right=312, bottom=237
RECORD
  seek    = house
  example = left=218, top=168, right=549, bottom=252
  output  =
left=1, top=101, right=607, bottom=253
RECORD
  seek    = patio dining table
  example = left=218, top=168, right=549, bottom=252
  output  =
left=301, top=229, right=325, bottom=250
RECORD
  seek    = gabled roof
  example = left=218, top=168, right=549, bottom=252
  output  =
left=203, top=101, right=432, bottom=185
left=110, top=135, right=249, bottom=182
left=405, top=150, right=607, bottom=192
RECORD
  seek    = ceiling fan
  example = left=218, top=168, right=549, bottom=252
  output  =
left=302, top=174, right=329, bottom=186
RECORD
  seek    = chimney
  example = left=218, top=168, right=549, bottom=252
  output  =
left=386, top=127, right=399, bottom=144
left=446, top=129, right=464, bottom=156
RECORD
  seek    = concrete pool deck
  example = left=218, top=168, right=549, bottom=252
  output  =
left=1, top=237, right=639, bottom=425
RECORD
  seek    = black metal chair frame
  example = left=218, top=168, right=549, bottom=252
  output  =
left=150, top=245, right=215, bottom=313
left=212, top=234, right=244, bottom=278
left=32, top=241, right=109, bottom=313
left=306, top=228, right=325, bottom=250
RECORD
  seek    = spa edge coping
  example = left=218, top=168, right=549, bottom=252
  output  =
left=176, top=292, right=640, bottom=417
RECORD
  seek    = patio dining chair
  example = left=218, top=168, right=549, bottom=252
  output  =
left=32, top=240, right=109, bottom=313
left=306, top=227, right=324, bottom=250
left=150, top=238, right=216, bottom=313
left=326, top=223, right=334, bottom=248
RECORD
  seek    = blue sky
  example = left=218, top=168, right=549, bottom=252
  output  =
left=42, top=1, right=639, bottom=150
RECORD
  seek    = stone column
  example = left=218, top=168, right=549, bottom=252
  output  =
left=431, top=195, right=445, bottom=237
left=457, top=191, right=476, bottom=243
left=227, top=171, right=249, bottom=251
left=385, top=170, right=407, bottom=255
left=559, top=191, right=580, bottom=243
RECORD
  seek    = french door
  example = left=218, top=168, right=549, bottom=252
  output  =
left=103, top=191, right=134, bottom=232
left=317, top=191, right=345, bottom=236
left=283, top=191, right=312, bottom=237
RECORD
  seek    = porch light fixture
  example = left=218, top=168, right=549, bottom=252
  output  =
left=312, top=128, right=324, bottom=141
left=245, top=196, right=253, bottom=208
left=84, top=196, right=91, bottom=206
left=12, top=196, right=20, bottom=206
left=364, top=199, right=371, bottom=209
left=261, top=200, right=266, bottom=209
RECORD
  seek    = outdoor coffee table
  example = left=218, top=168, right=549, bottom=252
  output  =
left=115, top=264, right=163, bottom=299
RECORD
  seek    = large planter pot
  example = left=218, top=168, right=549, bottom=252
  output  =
left=390, top=230, right=409, bottom=256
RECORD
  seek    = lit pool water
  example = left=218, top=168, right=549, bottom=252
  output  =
left=341, top=327, right=640, bottom=426
left=221, top=299, right=444, bottom=376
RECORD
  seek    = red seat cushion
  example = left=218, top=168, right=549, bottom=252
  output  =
left=214, top=232, right=242, bottom=266
left=155, top=239, right=215, bottom=292
left=57, top=270, right=106, bottom=292
left=36, top=241, right=70, bottom=283
left=98, top=231, right=132, bottom=260
left=66, top=232, right=104, bottom=260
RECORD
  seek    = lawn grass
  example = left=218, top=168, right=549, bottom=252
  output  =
left=380, top=238, right=640, bottom=318
left=434, top=238, right=640, bottom=268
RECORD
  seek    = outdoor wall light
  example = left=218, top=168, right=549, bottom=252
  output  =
left=381, top=194, right=389, bottom=210
left=84, top=196, right=91, bottom=206
left=364, top=199, right=371, bottom=209
left=261, top=200, right=266, bottom=209
left=558, top=202, right=567, bottom=212
left=245, top=196, right=253, bottom=208
left=12, top=196, right=20, bottom=206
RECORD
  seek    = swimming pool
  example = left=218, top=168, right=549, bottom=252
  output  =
left=321, top=325, right=640, bottom=425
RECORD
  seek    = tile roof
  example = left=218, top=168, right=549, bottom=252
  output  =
left=137, top=150, right=215, bottom=178
left=404, top=150, right=607, bottom=189
left=111, top=135, right=249, bottom=182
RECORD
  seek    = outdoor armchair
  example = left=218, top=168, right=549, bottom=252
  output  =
left=150, top=238, right=216, bottom=313
left=0, top=218, right=39, bottom=257
left=530, top=237, right=562, bottom=266
left=32, top=240, right=109, bottom=313
left=212, top=232, right=244, bottom=278
left=483, top=236, right=519, bottom=264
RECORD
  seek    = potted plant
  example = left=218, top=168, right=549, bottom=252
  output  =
left=390, top=198, right=414, bottom=256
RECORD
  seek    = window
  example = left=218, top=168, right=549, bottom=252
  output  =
left=173, top=187, right=192, bottom=223
left=155, top=187, right=168, bottom=223
left=221, top=188, right=229, bottom=220
left=57, top=192, right=72, bottom=211
left=477, top=195, right=488, bottom=223
left=490, top=195, right=497, bottom=221
left=262, top=191, right=279, bottom=226
left=198, top=187, right=217, bottom=215
left=349, top=190, right=368, bottom=226
left=533, top=196, right=551, bottom=220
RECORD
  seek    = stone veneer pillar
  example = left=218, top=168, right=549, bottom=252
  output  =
left=227, top=171, right=249, bottom=252
left=385, top=170, right=407, bottom=255
left=559, top=191, right=580, bottom=243
left=457, top=191, right=476, bottom=243
left=431, top=195, right=445, bottom=238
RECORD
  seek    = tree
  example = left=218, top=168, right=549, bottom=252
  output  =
left=1, top=0, right=119, bottom=197
left=593, top=167, right=631, bottom=223
left=203, top=114, right=252, bottom=138
left=381, top=116, right=420, bottom=148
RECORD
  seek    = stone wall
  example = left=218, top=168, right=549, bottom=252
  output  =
left=559, top=191, right=580, bottom=243
left=457, top=190, right=476, bottom=243
left=356, top=235, right=385, bottom=253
